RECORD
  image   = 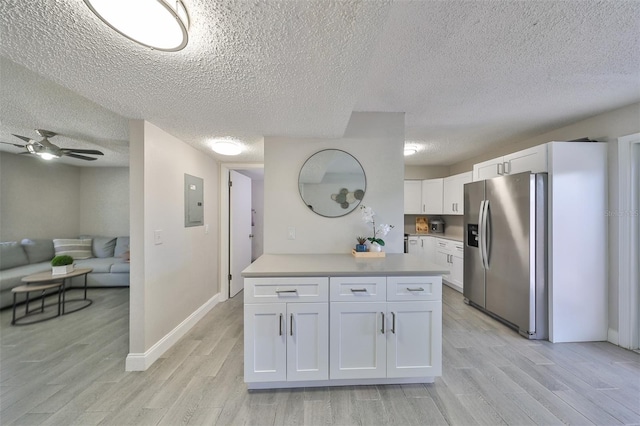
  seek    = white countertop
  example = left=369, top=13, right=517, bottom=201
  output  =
left=242, top=254, right=449, bottom=277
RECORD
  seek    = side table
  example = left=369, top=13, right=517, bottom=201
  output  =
left=11, top=281, right=64, bottom=325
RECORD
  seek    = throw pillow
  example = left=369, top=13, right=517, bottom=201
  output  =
left=21, top=239, right=55, bottom=264
left=0, top=242, right=29, bottom=270
left=92, top=237, right=117, bottom=258
left=53, top=238, right=93, bottom=260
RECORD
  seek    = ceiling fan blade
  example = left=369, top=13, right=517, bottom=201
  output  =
left=0, top=141, right=26, bottom=148
left=61, top=148, right=104, bottom=155
left=65, top=153, right=98, bottom=161
left=12, top=134, right=33, bottom=143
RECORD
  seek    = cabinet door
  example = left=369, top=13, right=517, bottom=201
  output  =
left=443, top=172, right=472, bottom=215
left=403, top=181, right=422, bottom=214
left=287, top=303, right=329, bottom=381
left=387, top=301, right=442, bottom=378
left=434, top=248, right=451, bottom=282
left=244, top=303, right=287, bottom=382
left=330, top=302, right=387, bottom=380
left=407, top=236, right=420, bottom=256
left=421, top=179, right=444, bottom=214
left=504, top=144, right=547, bottom=175
left=449, top=254, right=464, bottom=292
left=420, top=236, right=435, bottom=262
left=472, top=157, right=503, bottom=181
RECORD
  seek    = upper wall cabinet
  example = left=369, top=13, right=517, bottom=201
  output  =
left=472, top=145, right=548, bottom=181
left=442, top=171, right=472, bottom=215
left=421, top=178, right=444, bottom=215
left=403, top=180, right=423, bottom=214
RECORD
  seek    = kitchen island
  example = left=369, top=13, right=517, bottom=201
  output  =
left=241, top=254, right=448, bottom=389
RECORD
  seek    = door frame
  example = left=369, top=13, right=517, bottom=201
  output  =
left=219, top=163, right=264, bottom=302
left=616, top=133, right=639, bottom=349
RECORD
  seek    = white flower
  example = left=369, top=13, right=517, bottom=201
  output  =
left=377, top=224, right=392, bottom=237
left=361, top=206, right=375, bottom=223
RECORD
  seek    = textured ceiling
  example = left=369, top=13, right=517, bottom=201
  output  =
left=0, top=0, right=638, bottom=167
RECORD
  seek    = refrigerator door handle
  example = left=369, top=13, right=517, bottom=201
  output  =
left=481, top=200, right=490, bottom=269
left=478, top=200, right=486, bottom=268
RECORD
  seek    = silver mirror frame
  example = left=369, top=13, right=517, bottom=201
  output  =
left=298, top=149, right=366, bottom=218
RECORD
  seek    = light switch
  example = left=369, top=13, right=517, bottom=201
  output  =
left=205, top=224, right=210, bottom=234
left=287, top=227, right=296, bottom=240
left=154, top=230, right=163, bottom=245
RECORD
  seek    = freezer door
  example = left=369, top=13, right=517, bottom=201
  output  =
left=463, top=180, right=485, bottom=307
left=484, top=173, right=536, bottom=333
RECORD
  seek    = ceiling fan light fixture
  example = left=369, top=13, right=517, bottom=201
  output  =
left=211, top=140, right=242, bottom=156
left=404, top=146, right=418, bottom=156
left=38, top=152, right=59, bottom=161
left=83, top=0, right=190, bottom=52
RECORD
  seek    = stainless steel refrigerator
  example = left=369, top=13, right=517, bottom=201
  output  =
left=463, top=172, right=547, bottom=339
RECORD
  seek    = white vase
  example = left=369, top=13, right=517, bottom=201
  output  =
left=369, top=242, right=382, bottom=252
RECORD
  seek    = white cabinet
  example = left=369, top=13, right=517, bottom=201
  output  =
left=329, top=276, right=442, bottom=380
left=244, top=278, right=329, bottom=383
left=421, top=178, right=444, bottom=214
left=443, top=171, right=472, bottom=215
left=245, top=274, right=443, bottom=388
left=433, top=238, right=463, bottom=293
left=472, top=144, right=548, bottom=181
left=404, top=181, right=422, bottom=214
left=386, top=301, right=442, bottom=378
left=330, top=301, right=387, bottom=379
left=408, top=236, right=434, bottom=260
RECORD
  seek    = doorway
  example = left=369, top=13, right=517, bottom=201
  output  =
left=219, top=164, right=264, bottom=301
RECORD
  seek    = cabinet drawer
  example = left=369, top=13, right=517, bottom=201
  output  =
left=330, top=277, right=386, bottom=302
left=245, top=277, right=329, bottom=304
left=387, top=276, right=442, bottom=301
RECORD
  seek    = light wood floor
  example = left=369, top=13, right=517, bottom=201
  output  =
left=1, top=286, right=639, bottom=425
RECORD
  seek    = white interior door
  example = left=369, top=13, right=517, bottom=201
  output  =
left=230, top=170, right=252, bottom=298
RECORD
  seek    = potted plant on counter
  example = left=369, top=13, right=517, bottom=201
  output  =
left=51, top=255, right=74, bottom=275
left=355, top=237, right=368, bottom=252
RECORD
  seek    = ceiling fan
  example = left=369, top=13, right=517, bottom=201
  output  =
left=0, top=129, right=104, bottom=161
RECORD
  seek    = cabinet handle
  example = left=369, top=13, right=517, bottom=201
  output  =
left=290, top=313, right=294, bottom=336
left=391, top=312, right=396, bottom=334
left=504, top=161, right=510, bottom=174
left=452, top=203, right=455, bottom=212
left=381, top=312, right=385, bottom=334
left=350, top=288, right=367, bottom=293
left=421, top=239, right=423, bottom=247
left=407, top=287, right=424, bottom=292
left=276, top=289, right=298, bottom=294
left=497, top=163, right=504, bottom=175
left=279, top=313, right=283, bottom=336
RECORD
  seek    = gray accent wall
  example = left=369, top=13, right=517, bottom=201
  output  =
left=79, top=167, right=129, bottom=237
left=1, top=152, right=81, bottom=241
left=0, top=152, right=130, bottom=242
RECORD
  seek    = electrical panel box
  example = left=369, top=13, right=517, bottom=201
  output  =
left=184, top=174, right=204, bottom=227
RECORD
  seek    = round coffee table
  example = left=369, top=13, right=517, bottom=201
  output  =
left=20, top=267, right=93, bottom=316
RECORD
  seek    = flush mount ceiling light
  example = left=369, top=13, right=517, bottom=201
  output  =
left=83, top=0, right=190, bottom=51
left=404, top=146, right=418, bottom=156
left=211, top=140, right=242, bottom=156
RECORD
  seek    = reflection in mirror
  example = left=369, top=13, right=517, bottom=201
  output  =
left=299, top=149, right=366, bottom=217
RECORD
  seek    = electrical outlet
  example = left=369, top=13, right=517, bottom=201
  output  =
left=154, top=230, right=163, bottom=245
left=287, top=227, right=296, bottom=240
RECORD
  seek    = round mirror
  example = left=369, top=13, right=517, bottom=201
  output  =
left=298, top=149, right=366, bottom=217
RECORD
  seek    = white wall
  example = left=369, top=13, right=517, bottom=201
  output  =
left=264, top=112, right=405, bottom=254
left=79, top=167, right=129, bottom=236
left=128, top=120, right=220, bottom=361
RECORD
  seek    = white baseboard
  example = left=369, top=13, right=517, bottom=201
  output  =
left=125, top=293, right=220, bottom=371
left=443, top=280, right=463, bottom=293
left=608, top=327, right=619, bottom=346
